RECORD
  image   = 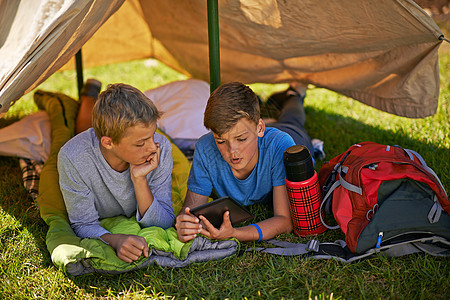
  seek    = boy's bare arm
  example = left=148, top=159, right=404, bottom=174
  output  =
left=130, top=143, right=161, bottom=217
left=175, top=189, right=209, bottom=242
left=258, top=184, right=293, bottom=236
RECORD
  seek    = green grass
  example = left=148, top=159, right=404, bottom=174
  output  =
left=0, top=52, right=449, bottom=299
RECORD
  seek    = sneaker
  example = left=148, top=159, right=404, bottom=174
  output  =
left=80, top=78, right=102, bottom=100
left=312, top=138, right=326, bottom=160
left=266, top=85, right=305, bottom=110
left=290, top=82, right=307, bottom=98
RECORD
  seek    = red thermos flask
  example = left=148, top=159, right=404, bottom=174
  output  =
left=283, top=145, right=327, bottom=237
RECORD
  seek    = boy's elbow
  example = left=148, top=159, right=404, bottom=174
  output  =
left=165, top=216, right=175, bottom=230
left=283, top=224, right=293, bottom=234
left=285, top=223, right=293, bottom=234
left=281, top=216, right=293, bottom=234
left=144, top=218, right=173, bottom=230
left=271, top=214, right=293, bottom=235
left=160, top=209, right=175, bottom=229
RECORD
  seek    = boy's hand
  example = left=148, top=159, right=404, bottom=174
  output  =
left=198, top=211, right=235, bottom=240
left=175, top=207, right=202, bottom=242
left=102, top=233, right=149, bottom=263
left=130, top=143, right=161, bottom=178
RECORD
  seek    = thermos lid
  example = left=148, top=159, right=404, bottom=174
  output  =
left=283, top=145, right=314, bottom=182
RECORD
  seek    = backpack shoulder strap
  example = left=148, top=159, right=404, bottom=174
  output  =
left=320, top=180, right=341, bottom=230
left=402, top=147, right=447, bottom=197
left=246, top=236, right=450, bottom=263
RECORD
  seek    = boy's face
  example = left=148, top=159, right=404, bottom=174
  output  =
left=105, top=122, right=158, bottom=171
left=213, top=117, right=265, bottom=179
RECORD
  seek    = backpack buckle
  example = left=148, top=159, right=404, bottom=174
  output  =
left=306, top=239, right=320, bottom=252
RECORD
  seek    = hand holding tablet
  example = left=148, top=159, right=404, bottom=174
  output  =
left=190, top=197, right=254, bottom=228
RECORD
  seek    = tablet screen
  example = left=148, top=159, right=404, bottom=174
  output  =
left=190, top=197, right=254, bottom=228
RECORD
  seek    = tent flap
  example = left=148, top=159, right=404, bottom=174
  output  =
left=0, top=0, right=444, bottom=118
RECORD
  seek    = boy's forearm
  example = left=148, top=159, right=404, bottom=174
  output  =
left=134, top=177, right=175, bottom=229
left=132, top=176, right=153, bottom=217
left=233, top=215, right=292, bottom=241
left=70, top=219, right=110, bottom=239
left=180, top=189, right=209, bottom=213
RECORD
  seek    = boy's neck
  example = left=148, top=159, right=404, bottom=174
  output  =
left=99, top=143, right=129, bottom=173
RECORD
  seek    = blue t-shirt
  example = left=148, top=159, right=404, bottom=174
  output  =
left=187, top=127, right=295, bottom=206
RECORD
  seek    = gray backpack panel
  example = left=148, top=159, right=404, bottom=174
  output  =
left=357, top=178, right=450, bottom=253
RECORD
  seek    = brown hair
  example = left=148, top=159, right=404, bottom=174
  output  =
left=92, top=83, right=161, bottom=143
left=204, top=82, right=260, bottom=135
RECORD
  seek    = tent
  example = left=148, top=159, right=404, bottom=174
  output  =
left=0, top=0, right=448, bottom=275
left=0, top=0, right=448, bottom=118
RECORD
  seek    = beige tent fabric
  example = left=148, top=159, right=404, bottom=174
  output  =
left=0, top=0, right=445, bottom=118
left=0, top=0, right=124, bottom=115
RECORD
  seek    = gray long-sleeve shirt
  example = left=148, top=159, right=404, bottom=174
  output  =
left=57, top=128, right=174, bottom=239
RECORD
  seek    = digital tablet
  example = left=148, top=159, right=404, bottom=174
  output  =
left=190, top=197, right=254, bottom=228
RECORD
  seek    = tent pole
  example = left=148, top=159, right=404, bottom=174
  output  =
left=75, top=49, right=84, bottom=98
left=207, top=0, right=220, bottom=93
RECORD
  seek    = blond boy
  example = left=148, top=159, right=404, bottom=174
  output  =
left=58, top=83, right=174, bottom=262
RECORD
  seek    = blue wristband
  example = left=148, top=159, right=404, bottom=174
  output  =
left=250, top=223, right=263, bottom=242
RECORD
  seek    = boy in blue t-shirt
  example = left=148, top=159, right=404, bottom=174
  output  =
left=175, top=82, right=313, bottom=242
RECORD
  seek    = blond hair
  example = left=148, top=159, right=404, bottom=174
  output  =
left=92, top=83, right=161, bottom=143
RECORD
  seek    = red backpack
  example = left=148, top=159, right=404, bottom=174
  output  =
left=318, top=142, right=450, bottom=254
